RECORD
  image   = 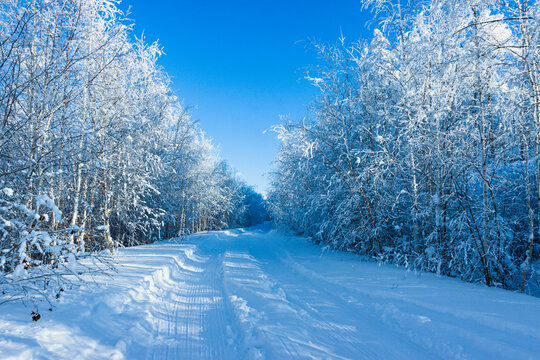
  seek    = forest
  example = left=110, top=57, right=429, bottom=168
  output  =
left=0, top=0, right=266, bottom=298
left=0, top=2, right=539, bottom=357
left=1, top=0, right=539, bottom=304
left=268, top=0, right=540, bottom=293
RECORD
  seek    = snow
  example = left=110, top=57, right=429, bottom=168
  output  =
left=1, top=224, right=539, bottom=360
left=2, top=188, right=13, bottom=197
left=34, top=194, right=62, bottom=223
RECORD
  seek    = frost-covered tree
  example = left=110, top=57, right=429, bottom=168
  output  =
left=0, top=0, right=266, bottom=304
left=269, top=0, right=540, bottom=293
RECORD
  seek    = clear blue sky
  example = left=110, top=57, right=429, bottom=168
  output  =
left=119, top=0, right=371, bottom=193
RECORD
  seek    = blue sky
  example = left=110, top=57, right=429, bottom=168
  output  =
left=120, top=0, right=371, bottom=193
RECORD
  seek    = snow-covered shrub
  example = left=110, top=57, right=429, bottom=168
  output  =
left=0, top=188, right=104, bottom=305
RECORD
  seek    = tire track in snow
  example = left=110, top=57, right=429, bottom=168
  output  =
left=2, top=227, right=539, bottom=359
left=132, top=243, right=238, bottom=360
left=234, top=233, right=437, bottom=360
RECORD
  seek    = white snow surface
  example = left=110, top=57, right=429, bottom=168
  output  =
left=1, top=224, right=539, bottom=360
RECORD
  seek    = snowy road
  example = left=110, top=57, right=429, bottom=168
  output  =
left=1, top=225, right=540, bottom=359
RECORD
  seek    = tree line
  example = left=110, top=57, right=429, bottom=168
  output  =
left=0, top=0, right=266, bottom=292
left=269, top=0, right=539, bottom=293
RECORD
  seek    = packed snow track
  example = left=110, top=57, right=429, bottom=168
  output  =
left=1, top=225, right=539, bottom=359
